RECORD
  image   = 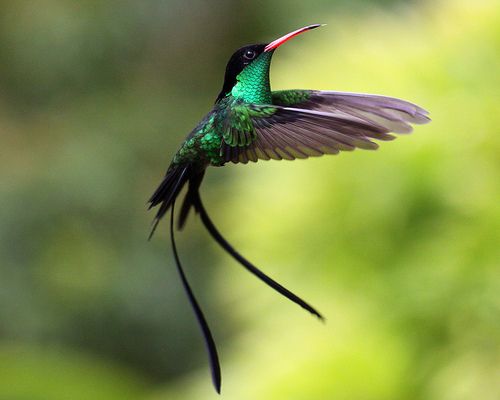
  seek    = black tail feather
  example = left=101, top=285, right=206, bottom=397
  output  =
left=191, top=190, right=324, bottom=320
left=170, top=201, right=222, bottom=393
left=151, top=166, right=321, bottom=395
left=148, top=164, right=190, bottom=240
left=178, top=170, right=205, bottom=230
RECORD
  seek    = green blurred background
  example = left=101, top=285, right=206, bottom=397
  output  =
left=1, top=0, right=499, bottom=399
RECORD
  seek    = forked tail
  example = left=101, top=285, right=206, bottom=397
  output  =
left=149, top=167, right=322, bottom=393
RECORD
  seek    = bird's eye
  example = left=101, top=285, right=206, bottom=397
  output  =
left=243, top=50, right=256, bottom=60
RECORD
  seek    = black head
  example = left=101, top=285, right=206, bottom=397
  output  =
left=216, top=44, right=267, bottom=102
left=215, top=25, right=324, bottom=103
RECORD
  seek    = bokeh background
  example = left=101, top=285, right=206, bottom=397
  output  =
left=1, top=0, right=499, bottom=399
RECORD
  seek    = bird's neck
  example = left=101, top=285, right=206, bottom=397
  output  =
left=231, top=52, right=273, bottom=104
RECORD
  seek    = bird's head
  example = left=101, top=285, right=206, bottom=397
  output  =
left=216, top=24, right=324, bottom=104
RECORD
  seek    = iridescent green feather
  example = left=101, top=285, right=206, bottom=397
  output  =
left=173, top=113, right=224, bottom=166
left=231, top=52, right=273, bottom=104
left=172, top=58, right=316, bottom=168
left=271, top=89, right=312, bottom=106
left=222, top=102, right=277, bottom=148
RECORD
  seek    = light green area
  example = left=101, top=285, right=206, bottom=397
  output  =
left=0, top=344, right=149, bottom=400
left=0, top=0, right=498, bottom=399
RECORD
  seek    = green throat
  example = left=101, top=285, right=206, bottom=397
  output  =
left=231, top=51, right=273, bottom=104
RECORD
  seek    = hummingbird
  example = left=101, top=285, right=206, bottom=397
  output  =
left=148, top=24, right=429, bottom=393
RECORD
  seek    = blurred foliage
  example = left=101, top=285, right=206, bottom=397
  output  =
left=0, top=0, right=499, bottom=399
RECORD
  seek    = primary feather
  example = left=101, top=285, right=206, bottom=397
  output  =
left=221, top=90, right=430, bottom=164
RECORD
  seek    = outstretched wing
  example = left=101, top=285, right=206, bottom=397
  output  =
left=221, top=90, right=430, bottom=164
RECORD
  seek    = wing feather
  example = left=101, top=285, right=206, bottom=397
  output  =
left=222, top=90, right=430, bottom=164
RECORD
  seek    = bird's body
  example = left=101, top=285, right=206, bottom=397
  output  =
left=148, top=24, right=430, bottom=393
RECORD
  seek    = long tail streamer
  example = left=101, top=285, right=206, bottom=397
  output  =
left=192, top=191, right=324, bottom=320
left=170, top=201, right=222, bottom=393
